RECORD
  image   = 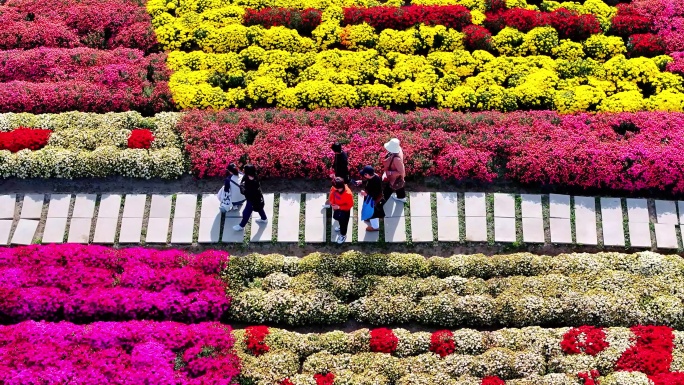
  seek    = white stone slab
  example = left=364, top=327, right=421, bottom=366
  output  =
left=465, top=216, right=487, bottom=242
left=494, top=194, right=515, bottom=218
left=655, top=200, right=678, bottom=225
left=149, top=195, right=172, bottom=218
left=72, top=194, right=96, bottom=218
left=550, top=218, right=571, bottom=244
left=574, top=196, right=597, bottom=245
left=436, top=193, right=458, bottom=217
left=522, top=218, right=545, bottom=243
left=222, top=217, right=245, bottom=243
left=305, top=215, right=327, bottom=243
left=464, top=193, right=486, bottom=217
left=602, top=220, right=625, bottom=247
left=627, top=199, right=649, bottom=223
left=11, top=219, right=38, bottom=245
left=654, top=223, right=678, bottom=249
left=600, top=198, right=623, bottom=223
left=146, top=217, right=170, bottom=243
left=174, top=194, right=198, bottom=218
left=251, top=194, right=274, bottom=242
left=198, top=216, right=220, bottom=243
left=170, top=218, right=194, bottom=244
left=278, top=194, right=301, bottom=242
left=494, top=217, right=516, bottom=242
left=331, top=207, right=354, bottom=243
left=67, top=218, right=92, bottom=243
left=0, top=195, right=15, bottom=219
left=437, top=216, right=459, bottom=242
left=0, top=220, right=12, bottom=245
left=42, top=218, right=67, bottom=243
left=384, top=197, right=406, bottom=218
left=411, top=216, right=432, bottom=242
left=357, top=194, right=379, bottom=242
left=93, top=217, right=118, bottom=244
left=200, top=194, right=220, bottom=218
left=20, top=194, right=44, bottom=219
left=680, top=201, right=684, bottom=225
left=410, top=193, right=432, bottom=216
left=98, top=194, right=122, bottom=218
left=305, top=193, right=327, bottom=218
left=385, top=216, right=407, bottom=243
left=549, top=194, right=570, bottom=218
left=122, top=194, right=147, bottom=218
left=119, top=217, right=143, bottom=243
left=629, top=222, right=651, bottom=248
left=520, top=194, right=543, bottom=218
left=46, top=194, right=71, bottom=217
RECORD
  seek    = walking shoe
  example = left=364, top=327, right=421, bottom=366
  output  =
left=255, top=218, right=268, bottom=224
left=322, top=203, right=331, bottom=209
left=392, top=196, right=408, bottom=203
left=334, top=226, right=340, bottom=232
left=336, top=235, right=347, bottom=244
left=366, top=226, right=379, bottom=232
left=232, top=225, right=243, bottom=231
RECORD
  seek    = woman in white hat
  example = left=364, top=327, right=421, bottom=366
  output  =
left=381, top=138, right=407, bottom=203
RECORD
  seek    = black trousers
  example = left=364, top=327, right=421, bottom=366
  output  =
left=334, top=210, right=351, bottom=236
left=383, top=182, right=406, bottom=200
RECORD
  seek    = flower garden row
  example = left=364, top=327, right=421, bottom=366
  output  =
left=233, top=324, right=684, bottom=385
left=226, top=251, right=684, bottom=327
left=0, top=245, right=230, bottom=323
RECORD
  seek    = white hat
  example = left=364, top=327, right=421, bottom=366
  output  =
left=384, top=138, right=401, bottom=154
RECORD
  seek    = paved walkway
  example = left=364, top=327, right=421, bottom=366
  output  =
left=0, top=193, right=682, bottom=249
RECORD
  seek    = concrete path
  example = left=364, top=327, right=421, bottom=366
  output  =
left=0, top=192, right=681, bottom=249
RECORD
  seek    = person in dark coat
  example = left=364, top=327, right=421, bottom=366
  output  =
left=233, top=164, right=267, bottom=231
left=356, top=165, right=384, bottom=231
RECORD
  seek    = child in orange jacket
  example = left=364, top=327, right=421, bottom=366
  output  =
left=329, top=177, right=354, bottom=244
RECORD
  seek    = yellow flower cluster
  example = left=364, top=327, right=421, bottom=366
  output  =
left=167, top=47, right=684, bottom=112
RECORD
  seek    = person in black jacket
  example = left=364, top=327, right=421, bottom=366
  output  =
left=324, top=142, right=350, bottom=209
left=355, top=165, right=384, bottom=231
left=233, top=164, right=267, bottom=231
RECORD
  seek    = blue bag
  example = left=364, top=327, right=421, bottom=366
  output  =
left=360, top=195, right=375, bottom=221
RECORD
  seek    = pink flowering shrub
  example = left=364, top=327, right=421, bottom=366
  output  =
left=0, top=245, right=230, bottom=323
left=633, top=0, right=684, bottom=54
left=0, top=320, right=240, bottom=384
left=179, top=109, right=684, bottom=194
left=667, top=51, right=684, bottom=74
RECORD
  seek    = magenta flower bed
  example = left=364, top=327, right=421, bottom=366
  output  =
left=180, top=109, right=684, bottom=194
left=0, top=245, right=231, bottom=323
left=0, top=320, right=240, bottom=384
left=0, top=0, right=157, bottom=52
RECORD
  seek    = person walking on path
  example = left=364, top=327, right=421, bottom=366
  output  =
left=219, top=163, right=245, bottom=213
left=381, top=138, right=407, bottom=204
left=233, top=164, right=267, bottom=231
left=329, top=177, right=354, bottom=243
left=356, top=165, right=384, bottom=232
left=324, top=142, right=350, bottom=209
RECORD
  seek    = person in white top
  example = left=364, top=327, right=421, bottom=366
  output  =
left=218, top=163, right=245, bottom=212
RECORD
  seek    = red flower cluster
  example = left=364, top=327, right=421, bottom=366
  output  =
left=0, top=127, right=51, bottom=152
left=343, top=5, right=471, bottom=31
left=616, top=325, right=674, bottom=376
left=314, top=373, right=335, bottom=385
left=464, top=25, right=493, bottom=51
left=561, top=326, right=609, bottom=356
left=429, top=330, right=456, bottom=357
left=611, top=4, right=653, bottom=36
left=649, top=373, right=684, bottom=385
left=577, top=370, right=600, bottom=385
left=485, top=8, right=601, bottom=40
left=279, top=379, right=295, bottom=385
left=369, top=328, right=398, bottom=354
left=628, top=33, right=666, bottom=57
left=244, top=8, right=322, bottom=34
left=127, top=129, right=155, bottom=149
left=245, top=325, right=270, bottom=356
left=481, top=376, right=505, bottom=385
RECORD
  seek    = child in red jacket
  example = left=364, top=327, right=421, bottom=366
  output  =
left=329, top=177, right=354, bottom=244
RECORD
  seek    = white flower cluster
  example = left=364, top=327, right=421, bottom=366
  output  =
left=0, top=111, right=187, bottom=179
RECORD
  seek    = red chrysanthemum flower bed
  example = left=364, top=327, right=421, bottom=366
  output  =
left=628, top=33, right=666, bottom=57
left=561, top=326, right=609, bottom=356
left=343, top=5, right=471, bottom=31
left=244, top=7, right=322, bottom=34
left=578, top=370, right=600, bottom=385
left=245, top=325, right=270, bottom=356
left=0, top=127, right=52, bottom=152
left=429, top=330, right=456, bottom=357
left=616, top=325, right=674, bottom=376
left=314, top=372, right=335, bottom=385
left=482, top=376, right=506, bottom=385
left=127, top=128, right=154, bottom=149
left=279, top=379, right=295, bottom=385
left=369, top=328, right=398, bottom=354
